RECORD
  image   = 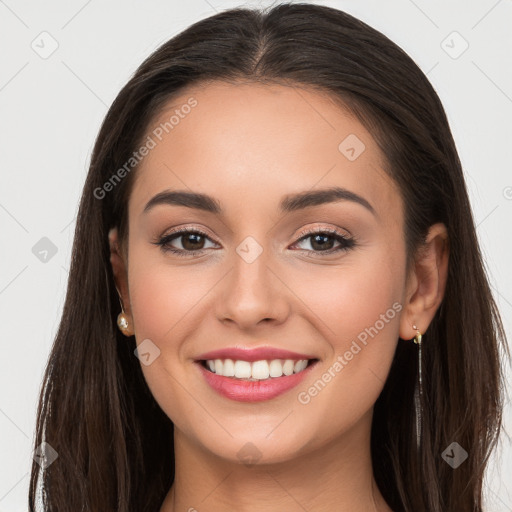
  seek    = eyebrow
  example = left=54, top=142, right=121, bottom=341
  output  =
left=143, top=186, right=376, bottom=217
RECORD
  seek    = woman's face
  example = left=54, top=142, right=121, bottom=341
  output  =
left=116, top=81, right=412, bottom=464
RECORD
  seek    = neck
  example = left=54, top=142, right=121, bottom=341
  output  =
left=159, top=410, right=392, bottom=512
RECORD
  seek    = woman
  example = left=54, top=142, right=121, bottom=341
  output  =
left=28, top=3, right=509, bottom=511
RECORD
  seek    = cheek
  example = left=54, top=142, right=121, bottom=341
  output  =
left=291, top=247, right=405, bottom=422
left=125, top=249, right=214, bottom=427
left=127, top=251, right=213, bottom=343
left=291, top=246, right=404, bottom=350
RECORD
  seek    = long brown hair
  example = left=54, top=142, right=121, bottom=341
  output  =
left=28, top=3, right=509, bottom=511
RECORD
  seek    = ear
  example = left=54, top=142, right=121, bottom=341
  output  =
left=399, top=223, right=449, bottom=340
left=108, top=227, right=132, bottom=320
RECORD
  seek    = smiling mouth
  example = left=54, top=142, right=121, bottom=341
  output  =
left=199, top=358, right=319, bottom=381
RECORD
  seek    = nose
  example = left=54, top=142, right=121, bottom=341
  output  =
left=215, top=246, right=291, bottom=331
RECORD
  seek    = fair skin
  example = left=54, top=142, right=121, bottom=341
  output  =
left=109, top=81, right=449, bottom=512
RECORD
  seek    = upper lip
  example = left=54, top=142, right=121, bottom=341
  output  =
left=196, top=346, right=317, bottom=362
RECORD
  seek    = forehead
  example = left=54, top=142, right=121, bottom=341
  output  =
left=128, top=81, right=401, bottom=226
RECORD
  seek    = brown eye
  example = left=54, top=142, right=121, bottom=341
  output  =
left=154, top=229, right=218, bottom=257
left=292, top=228, right=356, bottom=256
left=180, top=232, right=206, bottom=250
left=308, top=233, right=336, bottom=251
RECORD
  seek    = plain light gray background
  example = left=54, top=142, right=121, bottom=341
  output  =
left=0, top=0, right=511, bottom=510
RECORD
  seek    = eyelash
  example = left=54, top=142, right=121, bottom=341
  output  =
left=153, top=226, right=356, bottom=258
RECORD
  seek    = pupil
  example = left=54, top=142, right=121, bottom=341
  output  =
left=183, top=233, right=204, bottom=250
left=311, top=234, right=333, bottom=251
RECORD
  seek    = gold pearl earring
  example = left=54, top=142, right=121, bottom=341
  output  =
left=115, top=287, right=134, bottom=337
left=117, top=311, right=133, bottom=336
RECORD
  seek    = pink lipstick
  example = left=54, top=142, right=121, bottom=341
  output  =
left=195, top=346, right=318, bottom=402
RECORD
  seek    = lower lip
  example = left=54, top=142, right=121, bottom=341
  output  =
left=196, top=361, right=317, bottom=402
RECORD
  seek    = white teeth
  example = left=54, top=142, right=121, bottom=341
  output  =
left=251, top=360, right=270, bottom=380
left=234, top=360, right=252, bottom=378
left=282, top=359, right=294, bottom=376
left=223, top=358, right=235, bottom=377
left=204, top=358, right=312, bottom=380
left=294, top=360, right=308, bottom=373
left=269, top=359, right=283, bottom=377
